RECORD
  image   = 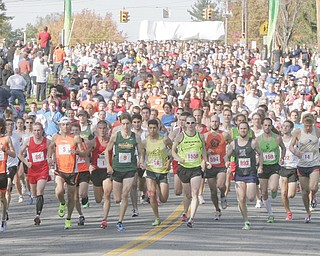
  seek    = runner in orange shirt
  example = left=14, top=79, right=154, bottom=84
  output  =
left=48, top=117, right=85, bottom=229
left=0, top=118, right=16, bottom=232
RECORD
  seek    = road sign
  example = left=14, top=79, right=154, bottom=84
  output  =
left=260, top=21, right=268, bottom=35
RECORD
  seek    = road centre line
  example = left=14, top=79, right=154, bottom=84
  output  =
left=105, top=203, right=184, bottom=256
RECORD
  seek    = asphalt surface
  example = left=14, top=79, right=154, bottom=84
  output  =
left=1, top=174, right=320, bottom=256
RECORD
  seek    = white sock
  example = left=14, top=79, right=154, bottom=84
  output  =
left=263, top=199, right=273, bottom=215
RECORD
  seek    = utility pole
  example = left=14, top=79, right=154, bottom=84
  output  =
left=225, top=0, right=229, bottom=45
left=241, top=0, right=248, bottom=46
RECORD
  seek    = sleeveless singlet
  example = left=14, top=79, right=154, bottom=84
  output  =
left=76, top=140, right=89, bottom=173
left=146, top=136, right=168, bottom=174
left=0, top=137, right=8, bottom=174
left=298, top=127, right=320, bottom=167
left=112, top=131, right=137, bottom=172
left=92, top=136, right=112, bottom=170
left=177, top=131, right=202, bottom=168
left=281, top=137, right=298, bottom=169
left=260, top=133, right=280, bottom=165
left=234, top=138, right=256, bottom=176
left=56, top=134, right=76, bottom=174
left=205, top=130, right=226, bottom=168
left=28, top=136, right=49, bottom=175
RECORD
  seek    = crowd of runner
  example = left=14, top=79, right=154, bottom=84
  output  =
left=0, top=34, right=319, bottom=232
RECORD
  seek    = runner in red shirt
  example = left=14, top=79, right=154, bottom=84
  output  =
left=19, top=122, right=50, bottom=226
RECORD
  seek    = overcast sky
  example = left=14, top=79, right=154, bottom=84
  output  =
left=4, top=0, right=198, bottom=41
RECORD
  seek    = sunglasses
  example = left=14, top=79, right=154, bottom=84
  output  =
left=186, top=122, right=195, bottom=125
left=26, top=122, right=33, bottom=124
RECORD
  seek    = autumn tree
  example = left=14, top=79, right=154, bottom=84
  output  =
left=188, top=0, right=221, bottom=21
left=34, top=9, right=125, bottom=46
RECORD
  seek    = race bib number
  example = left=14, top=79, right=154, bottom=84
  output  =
left=263, top=152, right=275, bottom=161
left=97, top=154, right=107, bottom=168
left=77, top=156, right=85, bottom=164
left=209, top=154, right=221, bottom=165
left=187, top=152, right=199, bottom=162
left=284, top=155, right=292, bottom=162
left=58, top=144, right=71, bottom=155
left=239, top=158, right=251, bottom=168
left=150, top=158, right=163, bottom=168
left=302, top=152, right=313, bottom=161
left=119, top=153, right=131, bottom=163
left=32, top=152, right=44, bottom=163
left=0, top=151, right=4, bottom=161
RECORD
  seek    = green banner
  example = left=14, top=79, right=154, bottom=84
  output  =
left=64, top=0, right=71, bottom=46
left=267, top=0, right=280, bottom=56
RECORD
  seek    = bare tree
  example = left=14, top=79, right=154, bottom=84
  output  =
left=276, top=0, right=302, bottom=48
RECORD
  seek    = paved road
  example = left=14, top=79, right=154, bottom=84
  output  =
left=1, top=174, right=319, bottom=256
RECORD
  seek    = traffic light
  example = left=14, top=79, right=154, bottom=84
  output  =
left=120, top=10, right=129, bottom=23
left=207, top=8, right=213, bottom=20
left=202, top=8, right=208, bottom=20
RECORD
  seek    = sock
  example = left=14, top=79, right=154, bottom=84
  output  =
left=81, top=196, right=88, bottom=205
left=263, top=199, right=273, bottom=215
left=36, top=195, right=44, bottom=215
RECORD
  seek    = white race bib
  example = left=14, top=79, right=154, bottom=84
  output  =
left=119, top=153, right=131, bottom=163
left=284, top=155, right=292, bottom=161
left=97, top=154, right=107, bottom=168
left=0, top=151, right=4, bottom=161
left=58, top=144, right=71, bottom=155
left=239, top=158, right=251, bottom=168
left=209, top=154, right=221, bottom=165
left=77, top=156, right=85, bottom=164
left=187, top=152, right=199, bottom=162
left=150, top=158, right=163, bottom=168
left=263, top=152, right=275, bottom=161
left=32, top=152, right=44, bottom=163
left=302, top=152, right=313, bottom=161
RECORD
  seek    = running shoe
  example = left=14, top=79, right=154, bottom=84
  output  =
left=132, top=209, right=139, bottom=217
left=214, top=210, right=221, bottom=220
left=27, top=196, right=33, bottom=205
left=34, top=215, right=41, bottom=225
left=187, top=218, right=194, bottom=228
left=58, top=203, right=66, bottom=218
left=181, top=213, right=188, bottom=222
left=139, top=194, right=146, bottom=204
left=198, top=195, right=205, bottom=205
left=271, top=191, right=278, bottom=199
left=78, top=216, right=85, bottom=226
left=267, top=215, right=274, bottom=223
left=100, top=219, right=107, bottom=229
left=242, top=221, right=251, bottom=230
left=83, top=202, right=90, bottom=209
left=305, top=215, right=311, bottom=223
left=64, top=219, right=72, bottom=229
left=18, top=196, right=24, bottom=203
left=311, top=198, right=317, bottom=209
left=152, top=218, right=161, bottom=226
left=255, top=200, right=262, bottom=208
left=286, top=212, right=292, bottom=221
left=116, top=222, right=125, bottom=232
left=221, top=197, right=228, bottom=209
left=0, top=221, right=7, bottom=232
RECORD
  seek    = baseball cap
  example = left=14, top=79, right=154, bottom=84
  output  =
left=83, top=79, right=89, bottom=84
left=59, top=117, right=71, bottom=124
left=77, top=110, right=88, bottom=117
left=42, top=100, right=49, bottom=104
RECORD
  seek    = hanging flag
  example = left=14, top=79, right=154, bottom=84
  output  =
left=64, top=0, right=72, bottom=46
left=267, top=0, right=280, bottom=57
